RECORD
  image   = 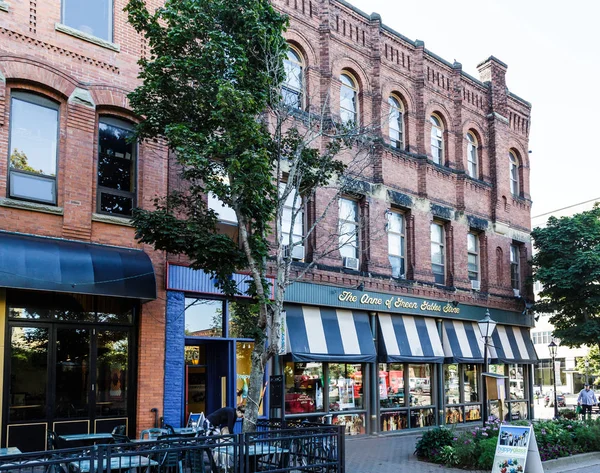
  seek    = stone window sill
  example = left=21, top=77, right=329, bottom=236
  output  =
left=0, top=197, right=64, bottom=215
left=0, top=2, right=9, bottom=13
left=55, top=23, right=120, bottom=52
left=92, top=212, right=133, bottom=227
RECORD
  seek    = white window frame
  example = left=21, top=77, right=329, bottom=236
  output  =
left=430, top=114, right=444, bottom=165
left=467, top=232, right=479, bottom=281
left=339, top=197, right=359, bottom=259
left=466, top=131, right=478, bottom=178
left=387, top=211, right=406, bottom=278
left=282, top=46, right=304, bottom=109
left=431, top=222, right=445, bottom=284
left=279, top=182, right=304, bottom=247
left=510, top=244, right=520, bottom=290
left=509, top=151, right=520, bottom=196
left=388, top=95, right=405, bottom=150
left=340, top=72, right=358, bottom=125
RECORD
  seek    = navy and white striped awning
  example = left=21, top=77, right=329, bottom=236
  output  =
left=489, top=325, right=538, bottom=364
left=377, top=314, right=445, bottom=363
left=442, top=320, right=485, bottom=363
left=284, top=305, right=377, bottom=362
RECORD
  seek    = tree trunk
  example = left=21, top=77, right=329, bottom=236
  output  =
left=243, top=330, right=268, bottom=432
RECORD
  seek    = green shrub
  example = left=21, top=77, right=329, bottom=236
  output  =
left=438, top=445, right=458, bottom=466
left=414, top=427, right=454, bottom=462
left=476, top=437, right=499, bottom=470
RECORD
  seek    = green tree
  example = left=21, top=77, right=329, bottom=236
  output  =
left=532, top=206, right=600, bottom=350
left=10, top=149, right=42, bottom=173
left=574, top=347, right=600, bottom=387
left=125, top=0, right=369, bottom=431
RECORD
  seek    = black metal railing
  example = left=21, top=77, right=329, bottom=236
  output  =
left=0, top=424, right=344, bottom=473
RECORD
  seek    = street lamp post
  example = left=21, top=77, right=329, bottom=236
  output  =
left=585, top=359, right=590, bottom=386
left=478, top=310, right=497, bottom=425
left=549, top=341, right=558, bottom=419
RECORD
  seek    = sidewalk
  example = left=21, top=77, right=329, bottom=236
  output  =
left=345, top=433, right=600, bottom=473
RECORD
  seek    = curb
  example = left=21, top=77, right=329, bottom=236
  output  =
left=542, top=452, right=600, bottom=472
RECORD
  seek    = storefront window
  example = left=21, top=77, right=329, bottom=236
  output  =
left=490, top=400, right=509, bottom=422
left=284, top=362, right=324, bottom=414
left=509, top=364, right=525, bottom=400
left=229, top=301, right=259, bottom=338
left=465, top=404, right=481, bottom=422
left=408, top=364, right=431, bottom=406
left=410, top=408, right=436, bottom=428
left=329, top=363, right=363, bottom=411
left=381, top=411, right=408, bottom=432
left=184, top=298, right=224, bottom=337
left=464, top=364, right=480, bottom=402
left=333, top=413, right=365, bottom=435
left=96, top=330, right=128, bottom=417
left=379, top=363, right=405, bottom=409
left=235, top=342, right=262, bottom=415
left=510, top=401, right=528, bottom=421
left=444, top=364, right=459, bottom=404
left=445, top=406, right=463, bottom=424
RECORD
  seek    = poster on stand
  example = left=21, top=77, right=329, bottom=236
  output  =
left=492, top=425, right=531, bottom=473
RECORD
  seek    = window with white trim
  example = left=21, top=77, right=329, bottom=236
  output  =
left=510, top=244, right=520, bottom=290
left=282, top=47, right=303, bottom=109
left=388, top=211, right=405, bottom=278
left=466, top=131, right=478, bottom=178
left=388, top=96, right=404, bottom=150
left=9, top=91, right=59, bottom=205
left=280, top=183, right=304, bottom=254
left=340, top=73, right=358, bottom=125
left=62, top=0, right=113, bottom=42
left=509, top=151, right=520, bottom=196
left=339, top=198, right=359, bottom=259
left=431, top=222, right=445, bottom=284
left=467, top=232, right=479, bottom=281
left=430, top=114, right=444, bottom=165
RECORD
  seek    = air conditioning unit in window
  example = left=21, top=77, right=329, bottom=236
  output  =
left=471, top=280, right=481, bottom=291
left=343, top=257, right=360, bottom=271
left=283, top=244, right=305, bottom=261
left=513, top=288, right=521, bottom=297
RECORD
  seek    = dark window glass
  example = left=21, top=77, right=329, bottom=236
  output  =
left=96, top=330, right=129, bottom=417
left=55, top=328, right=90, bottom=418
left=9, top=326, right=48, bottom=421
left=63, top=0, right=113, bottom=41
left=9, top=93, right=59, bottom=204
left=97, top=118, right=136, bottom=217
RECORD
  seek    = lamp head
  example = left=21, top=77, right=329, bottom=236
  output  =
left=478, top=309, right=497, bottom=339
left=548, top=340, right=557, bottom=358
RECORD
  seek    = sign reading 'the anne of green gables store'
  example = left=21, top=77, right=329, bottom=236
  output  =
left=338, top=290, right=461, bottom=315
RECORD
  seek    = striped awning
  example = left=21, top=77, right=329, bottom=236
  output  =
left=377, top=314, right=445, bottom=363
left=489, top=325, right=538, bottom=364
left=442, top=320, right=485, bottom=363
left=284, top=305, right=377, bottom=362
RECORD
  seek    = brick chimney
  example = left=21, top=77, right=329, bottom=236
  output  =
left=477, top=56, right=508, bottom=119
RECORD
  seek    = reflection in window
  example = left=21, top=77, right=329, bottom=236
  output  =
left=431, top=222, right=445, bottom=284
left=388, top=96, right=404, bottom=149
left=228, top=302, right=259, bottom=339
left=510, top=244, right=520, bottom=291
left=509, top=151, right=520, bottom=195
left=55, top=328, right=90, bottom=418
left=280, top=183, right=304, bottom=252
left=282, top=48, right=303, bottom=109
left=467, top=233, right=479, bottom=282
left=430, top=115, right=443, bottom=165
left=340, top=73, right=358, bottom=124
left=339, top=198, right=359, bottom=260
left=379, top=363, right=405, bottom=409
left=284, top=362, right=324, bottom=414
left=466, top=131, right=478, bottom=178
left=62, top=0, right=113, bottom=41
left=444, top=364, right=459, bottom=404
left=9, top=92, right=59, bottom=204
left=236, top=342, right=262, bottom=415
left=96, top=331, right=128, bottom=417
left=98, top=117, right=136, bottom=216
left=464, top=364, right=480, bottom=402
left=388, top=212, right=405, bottom=279
left=328, top=363, right=363, bottom=411
left=408, top=364, right=432, bottom=406
left=9, top=326, right=48, bottom=421
left=509, top=364, right=525, bottom=400
left=184, top=298, right=224, bottom=337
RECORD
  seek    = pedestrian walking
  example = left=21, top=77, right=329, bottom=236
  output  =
left=577, top=384, right=597, bottom=420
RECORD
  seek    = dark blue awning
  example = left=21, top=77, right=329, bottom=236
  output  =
left=284, top=305, right=376, bottom=362
left=442, top=320, right=485, bottom=363
left=0, top=231, right=156, bottom=300
left=489, top=325, right=538, bottom=364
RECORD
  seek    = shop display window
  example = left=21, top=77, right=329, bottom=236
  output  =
left=510, top=402, right=528, bottom=421
left=380, top=410, right=408, bottom=432
left=235, top=342, right=262, bottom=415
left=284, top=362, right=324, bottom=414
left=328, top=363, right=363, bottom=411
left=444, top=364, right=459, bottom=404
left=490, top=400, right=509, bottom=422
left=509, top=364, right=525, bottom=400
left=463, top=363, right=480, bottom=402
left=410, top=408, right=435, bottom=428
left=408, top=364, right=432, bottom=406
left=465, top=404, right=481, bottom=422
left=445, top=406, right=463, bottom=424
left=333, top=413, right=365, bottom=436
left=379, top=363, right=405, bottom=409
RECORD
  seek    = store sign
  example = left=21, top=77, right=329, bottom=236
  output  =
left=337, top=291, right=461, bottom=315
left=492, top=425, right=543, bottom=473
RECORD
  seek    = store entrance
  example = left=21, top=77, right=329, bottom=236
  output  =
left=185, top=341, right=231, bottom=423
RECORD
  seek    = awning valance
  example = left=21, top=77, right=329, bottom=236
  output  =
left=442, top=320, right=485, bottom=363
left=284, top=305, right=377, bottom=362
left=489, top=325, right=538, bottom=364
left=378, top=313, right=445, bottom=363
left=0, top=231, right=156, bottom=300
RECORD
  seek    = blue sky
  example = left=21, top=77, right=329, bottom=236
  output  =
left=350, top=0, right=600, bottom=220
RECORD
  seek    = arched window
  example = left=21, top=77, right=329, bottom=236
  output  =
left=388, top=96, right=404, bottom=150
left=466, top=131, right=478, bottom=178
left=430, top=114, right=444, bottom=165
left=340, top=72, right=358, bottom=125
left=509, top=150, right=520, bottom=195
left=282, top=47, right=303, bottom=109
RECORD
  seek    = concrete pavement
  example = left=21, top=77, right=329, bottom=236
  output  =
left=345, top=433, right=600, bottom=473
